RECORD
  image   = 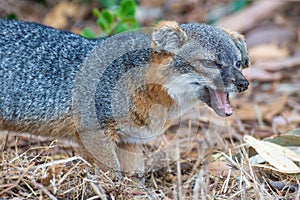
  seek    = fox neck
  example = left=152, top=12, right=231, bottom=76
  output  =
left=145, top=51, right=199, bottom=119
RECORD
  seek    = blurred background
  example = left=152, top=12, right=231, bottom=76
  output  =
left=0, top=1, right=300, bottom=199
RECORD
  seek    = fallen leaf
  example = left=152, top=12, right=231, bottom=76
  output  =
left=243, top=67, right=282, bottom=81
left=246, top=26, right=297, bottom=48
left=234, top=96, right=287, bottom=121
left=263, top=95, right=287, bottom=121
left=254, top=57, right=300, bottom=72
left=286, top=128, right=300, bottom=136
left=265, top=135, right=300, bottom=147
left=244, top=135, right=300, bottom=173
left=249, top=154, right=266, bottom=164
left=207, top=161, right=240, bottom=177
left=233, top=102, right=258, bottom=121
left=249, top=44, right=289, bottom=62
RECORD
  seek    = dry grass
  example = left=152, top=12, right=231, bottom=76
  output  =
left=1, top=115, right=299, bottom=199
left=0, top=1, right=299, bottom=199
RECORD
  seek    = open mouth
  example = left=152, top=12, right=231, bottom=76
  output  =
left=206, top=88, right=233, bottom=117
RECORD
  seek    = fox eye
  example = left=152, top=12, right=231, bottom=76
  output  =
left=236, top=61, right=242, bottom=68
left=214, top=61, right=223, bottom=68
left=198, top=60, right=222, bottom=68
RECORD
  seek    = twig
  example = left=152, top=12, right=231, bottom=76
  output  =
left=30, top=178, right=58, bottom=200
left=0, top=131, right=9, bottom=154
left=176, top=139, right=182, bottom=200
left=193, top=167, right=206, bottom=200
left=89, top=182, right=107, bottom=200
left=217, top=0, right=287, bottom=32
left=0, top=163, right=34, bottom=196
left=34, top=156, right=91, bottom=171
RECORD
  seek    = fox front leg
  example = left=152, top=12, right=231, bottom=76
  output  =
left=76, top=130, right=122, bottom=178
left=116, top=143, right=145, bottom=177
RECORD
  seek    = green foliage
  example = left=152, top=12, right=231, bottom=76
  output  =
left=81, top=28, right=97, bottom=39
left=208, top=0, right=252, bottom=24
left=98, top=0, right=120, bottom=9
left=81, top=0, right=139, bottom=38
left=80, top=0, right=120, bottom=8
left=231, top=0, right=252, bottom=12
left=34, top=0, right=47, bottom=6
left=5, top=14, right=18, bottom=20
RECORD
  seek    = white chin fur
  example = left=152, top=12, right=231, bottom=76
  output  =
left=163, top=74, right=199, bottom=116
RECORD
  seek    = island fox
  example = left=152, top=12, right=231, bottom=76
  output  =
left=0, top=19, right=249, bottom=175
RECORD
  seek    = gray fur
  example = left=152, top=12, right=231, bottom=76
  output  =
left=0, top=19, right=102, bottom=122
left=180, top=23, right=241, bottom=67
left=0, top=20, right=153, bottom=127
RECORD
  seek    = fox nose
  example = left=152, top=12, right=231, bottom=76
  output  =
left=236, top=79, right=249, bottom=92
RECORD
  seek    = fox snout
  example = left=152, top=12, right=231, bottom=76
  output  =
left=235, top=75, right=249, bottom=93
left=221, top=67, right=249, bottom=93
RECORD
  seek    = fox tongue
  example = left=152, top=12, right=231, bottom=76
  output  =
left=213, top=90, right=233, bottom=116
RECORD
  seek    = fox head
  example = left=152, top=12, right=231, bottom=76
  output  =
left=151, top=21, right=250, bottom=117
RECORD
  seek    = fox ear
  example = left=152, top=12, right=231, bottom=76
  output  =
left=152, top=21, right=188, bottom=53
left=227, top=30, right=250, bottom=69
